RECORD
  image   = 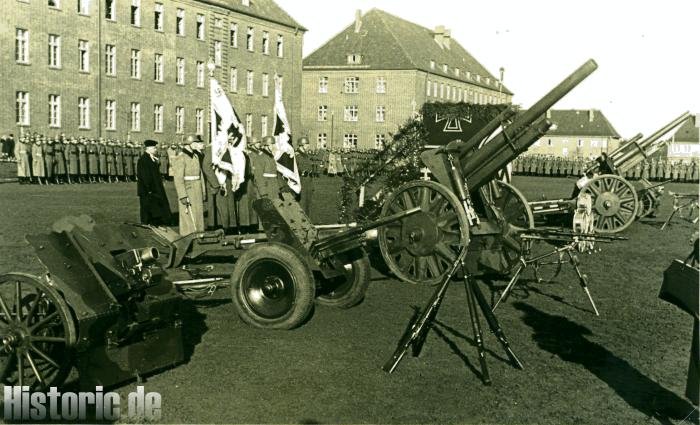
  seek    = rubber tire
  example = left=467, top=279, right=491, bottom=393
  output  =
left=316, top=255, right=371, bottom=309
left=230, top=243, right=315, bottom=330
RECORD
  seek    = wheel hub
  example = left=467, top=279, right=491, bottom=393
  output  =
left=595, top=192, right=620, bottom=217
left=401, top=212, right=440, bottom=257
left=261, top=276, right=286, bottom=299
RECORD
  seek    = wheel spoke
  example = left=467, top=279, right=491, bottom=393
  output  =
left=24, top=292, right=43, bottom=325
left=419, top=187, right=430, bottom=211
left=434, top=242, right=457, bottom=263
left=29, top=344, right=60, bottom=369
left=14, top=281, right=23, bottom=322
left=0, top=293, right=14, bottom=322
left=401, top=191, right=415, bottom=209
left=30, top=311, right=59, bottom=333
left=17, top=352, right=24, bottom=387
left=30, top=336, right=67, bottom=344
left=25, top=352, right=45, bottom=387
left=415, top=257, right=427, bottom=279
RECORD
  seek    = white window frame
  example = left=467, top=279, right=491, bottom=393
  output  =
left=376, top=77, right=386, bottom=94
left=48, top=34, right=61, bottom=68
left=105, top=0, right=116, bottom=20
left=261, top=73, right=270, bottom=97
left=230, top=67, right=237, bottom=92
left=318, top=76, right=328, bottom=94
left=78, top=0, right=90, bottom=15
left=130, top=0, right=141, bottom=27
left=196, top=108, right=204, bottom=135
left=344, top=77, right=359, bottom=94
left=105, top=44, right=116, bottom=76
left=262, top=31, right=270, bottom=55
left=245, top=113, right=253, bottom=137
left=276, top=34, right=284, bottom=57
left=48, top=0, right=60, bottom=8
left=343, top=133, right=358, bottom=149
left=374, top=134, right=386, bottom=149
left=375, top=106, right=386, bottom=122
left=154, top=53, right=163, bottom=82
left=230, top=23, right=238, bottom=47
left=48, top=94, right=61, bottom=128
left=175, top=106, right=184, bottom=134
left=246, top=70, right=254, bottom=95
left=176, top=57, right=185, bottom=85
left=130, top=102, right=141, bottom=132
left=78, top=97, right=90, bottom=129
left=344, top=105, right=358, bottom=122
left=16, top=29, right=30, bottom=64
left=317, top=133, right=327, bottom=149
left=261, top=115, right=268, bottom=137
left=154, top=104, right=163, bottom=133
left=16, top=92, right=30, bottom=126
left=214, top=40, right=222, bottom=66
left=105, top=99, right=116, bottom=130
left=196, top=14, right=205, bottom=40
left=154, top=3, right=164, bottom=31
left=130, top=49, right=141, bottom=79
left=176, top=9, right=185, bottom=36
left=426, top=80, right=431, bottom=97
left=317, top=105, right=328, bottom=122
left=246, top=27, right=254, bottom=51
left=196, top=61, right=204, bottom=88
left=79, top=40, right=89, bottom=72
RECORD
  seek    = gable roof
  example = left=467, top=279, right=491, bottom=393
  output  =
left=197, top=0, right=305, bottom=31
left=545, top=109, right=620, bottom=138
left=672, top=114, right=699, bottom=143
left=303, top=8, right=510, bottom=95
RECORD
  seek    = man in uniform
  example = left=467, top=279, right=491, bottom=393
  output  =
left=296, top=137, right=315, bottom=216
left=43, top=137, right=55, bottom=184
left=173, top=137, right=206, bottom=235
left=53, top=136, right=67, bottom=184
left=77, top=137, right=88, bottom=183
left=15, top=135, right=31, bottom=184
left=87, top=139, right=99, bottom=183
left=137, top=140, right=171, bottom=226
left=31, top=136, right=45, bottom=185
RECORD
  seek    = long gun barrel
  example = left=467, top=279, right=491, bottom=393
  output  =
left=609, top=133, right=643, bottom=163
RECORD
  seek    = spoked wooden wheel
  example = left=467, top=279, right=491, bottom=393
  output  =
left=580, top=174, right=638, bottom=233
left=636, top=190, right=657, bottom=218
left=0, top=273, right=76, bottom=390
left=378, top=181, right=469, bottom=286
left=487, top=180, right=535, bottom=272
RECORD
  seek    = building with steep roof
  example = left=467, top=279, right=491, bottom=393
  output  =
left=301, top=8, right=511, bottom=150
left=1, top=0, right=304, bottom=142
left=667, top=114, right=700, bottom=160
left=528, top=109, right=622, bottom=158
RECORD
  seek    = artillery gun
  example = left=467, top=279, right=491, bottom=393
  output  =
left=0, top=188, right=419, bottom=389
left=529, top=112, right=692, bottom=233
left=377, top=59, right=598, bottom=286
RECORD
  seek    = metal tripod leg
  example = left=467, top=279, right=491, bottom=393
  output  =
left=567, top=251, right=599, bottom=316
left=661, top=208, right=679, bottom=230
left=492, top=259, right=526, bottom=312
left=463, top=267, right=491, bottom=385
left=470, top=279, right=524, bottom=370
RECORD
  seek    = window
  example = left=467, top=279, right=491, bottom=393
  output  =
left=347, top=54, right=362, bottom=64
left=261, top=73, right=269, bottom=97
left=154, top=53, right=163, bottom=82
left=78, top=0, right=90, bottom=14
left=246, top=70, right=254, bottom=95
left=376, top=77, right=386, bottom=93
left=591, top=140, right=600, bottom=148
left=175, top=106, right=184, bottom=133
left=317, top=105, right=328, bottom=122
left=48, top=0, right=60, bottom=8
left=466, top=71, right=471, bottom=79
left=16, top=29, right=30, bottom=63
left=153, top=105, right=163, bottom=132
left=105, top=99, right=116, bottom=130
left=276, top=34, right=284, bottom=57
left=443, top=64, right=448, bottom=73
left=374, top=134, right=386, bottom=149
left=262, top=31, right=269, bottom=54
left=176, top=9, right=185, bottom=35
left=105, top=0, right=115, bottom=20
left=343, top=134, right=358, bottom=149
left=277, top=75, right=284, bottom=95
left=426, top=80, right=431, bottom=96
left=130, top=49, right=141, bottom=78
left=486, top=77, right=490, bottom=85
left=246, top=27, right=254, bottom=51
left=229, top=67, right=237, bottom=92
left=48, top=95, right=61, bottom=127
left=176, top=57, right=185, bottom=85
left=476, top=74, right=481, bottom=83
left=230, top=23, right=238, bottom=47
left=245, top=114, right=252, bottom=137
left=242, top=0, right=249, bottom=6
left=16, top=92, right=30, bottom=126
left=433, top=81, right=437, bottom=97
left=105, top=44, right=116, bottom=75
left=445, top=86, right=450, bottom=100
left=344, top=105, right=358, bottom=122
left=130, top=102, right=141, bottom=131
left=130, top=0, right=140, bottom=26
left=344, top=77, right=359, bottom=94
left=154, top=3, right=163, bottom=31
left=455, top=68, right=460, bottom=77
left=375, top=106, right=385, bottom=122
left=430, top=60, right=435, bottom=69
left=453, top=87, right=458, bottom=101
left=578, top=139, right=584, bottom=147
left=78, top=40, right=89, bottom=72
left=547, top=139, right=552, bottom=146
left=440, top=83, right=444, bottom=99
left=196, top=14, right=205, bottom=40
left=214, top=41, right=222, bottom=66
left=318, top=76, right=328, bottom=93
left=457, top=88, right=462, bottom=102
left=48, top=34, right=61, bottom=67
left=261, top=115, right=268, bottom=137
left=196, top=109, right=204, bottom=135
left=317, top=133, right=328, bottom=149
left=196, top=61, right=204, bottom=87
left=78, top=97, right=90, bottom=129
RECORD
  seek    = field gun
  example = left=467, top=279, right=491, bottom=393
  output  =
left=530, top=112, right=692, bottom=233
left=0, top=198, right=419, bottom=389
left=377, top=59, right=598, bottom=286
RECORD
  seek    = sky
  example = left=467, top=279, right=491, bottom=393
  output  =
left=275, top=0, right=700, bottom=138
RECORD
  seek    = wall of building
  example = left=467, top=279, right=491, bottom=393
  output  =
left=527, top=135, right=621, bottom=158
left=1, top=0, right=303, bottom=143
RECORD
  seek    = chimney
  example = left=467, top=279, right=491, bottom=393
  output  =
left=442, top=29, right=451, bottom=49
left=354, top=10, right=362, bottom=33
left=588, top=109, right=595, bottom=122
left=434, top=25, right=445, bottom=47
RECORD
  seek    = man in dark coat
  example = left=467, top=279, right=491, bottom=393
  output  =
left=137, top=140, right=171, bottom=226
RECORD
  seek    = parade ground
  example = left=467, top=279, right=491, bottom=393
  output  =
left=0, top=176, right=698, bottom=424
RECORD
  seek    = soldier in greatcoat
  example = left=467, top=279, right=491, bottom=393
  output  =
left=31, top=137, right=45, bottom=184
left=296, top=137, right=315, bottom=217
left=124, top=142, right=134, bottom=181
left=43, top=138, right=55, bottom=184
left=15, top=136, right=31, bottom=184
left=641, top=160, right=650, bottom=181
left=77, top=138, right=88, bottom=183
left=650, top=158, right=657, bottom=181
left=671, top=161, right=680, bottom=181
left=158, top=145, right=169, bottom=179
left=137, top=140, right=171, bottom=226
left=105, top=141, right=116, bottom=182
left=87, top=139, right=99, bottom=183
left=97, top=138, right=107, bottom=182
left=114, top=140, right=125, bottom=182
left=689, top=160, right=698, bottom=182
left=167, top=144, right=178, bottom=180
left=53, top=136, right=67, bottom=183
left=66, top=138, right=79, bottom=184
left=679, top=161, right=688, bottom=183
left=173, top=137, right=206, bottom=235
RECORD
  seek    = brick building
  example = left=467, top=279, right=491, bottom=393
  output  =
left=301, top=9, right=512, bottom=150
left=527, top=109, right=621, bottom=158
left=1, top=0, right=305, bottom=143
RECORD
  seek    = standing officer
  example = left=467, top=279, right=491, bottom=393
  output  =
left=123, top=141, right=134, bottom=181
left=115, top=140, right=125, bottom=182
left=53, top=136, right=67, bottom=184
left=31, top=136, right=45, bottom=185
left=87, top=139, right=99, bottom=183
left=77, top=138, right=88, bottom=183
left=15, top=135, right=31, bottom=184
left=137, top=140, right=171, bottom=226
left=173, top=137, right=206, bottom=235
left=296, top=137, right=315, bottom=216
left=97, top=138, right=107, bottom=182
left=43, top=137, right=55, bottom=184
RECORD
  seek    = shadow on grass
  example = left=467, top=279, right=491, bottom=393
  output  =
left=514, top=302, right=698, bottom=424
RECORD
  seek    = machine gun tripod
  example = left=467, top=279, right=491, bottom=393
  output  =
left=383, top=247, right=523, bottom=385
left=661, top=192, right=699, bottom=230
left=492, top=229, right=627, bottom=316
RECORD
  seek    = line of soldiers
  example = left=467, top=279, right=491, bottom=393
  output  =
left=11, top=133, right=188, bottom=184
left=513, top=154, right=700, bottom=182
left=0, top=134, right=16, bottom=161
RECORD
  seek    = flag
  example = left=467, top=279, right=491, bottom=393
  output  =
left=210, top=78, right=247, bottom=190
left=272, top=77, right=301, bottom=194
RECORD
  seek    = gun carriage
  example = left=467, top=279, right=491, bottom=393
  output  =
left=0, top=183, right=418, bottom=389
left=528, top=112, right=692, bottom=233
left=376, top=59, right=598, bottom=286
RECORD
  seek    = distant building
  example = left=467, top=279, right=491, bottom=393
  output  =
left=301, top=9, right=511, bottom=150
left=1, top=0, right=305, bottom=142
left=528, top=109, right=621, bottom=158
left=666, top=114, right=699, bottom=160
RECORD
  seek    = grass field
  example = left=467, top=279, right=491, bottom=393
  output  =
left=0, top=175, right=698, bottom=424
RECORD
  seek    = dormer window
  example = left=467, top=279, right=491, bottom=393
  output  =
left=443, top=64, right=448, bottom=73
left=476, top=74, right=481, bottom=83
left=430, top=60, right=435, bottom=69
left=466, top=71, right=471, bottom=79
left=486, top=77, right=490, bottom=85
left=347, top=54, right=362, bottom=65
left=242, top=0, right=250, bottom=5
left=454, top=68, right=460, bottom=77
